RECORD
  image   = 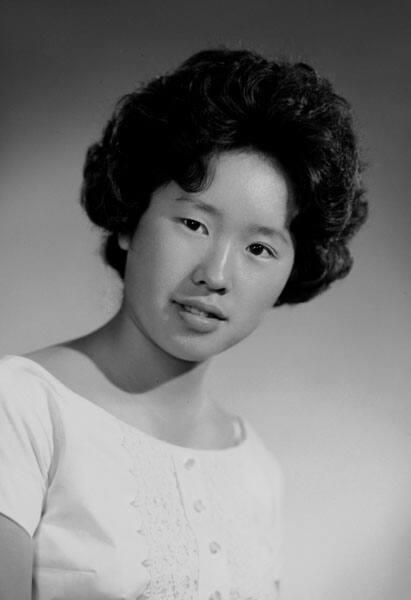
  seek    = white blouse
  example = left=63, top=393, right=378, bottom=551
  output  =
left=0, top=355, right=283, bottom=600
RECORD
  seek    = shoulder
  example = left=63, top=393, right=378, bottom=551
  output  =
left=0, top=354, right=59, bottom=434
left=243, top=417, right=283, bottom=475
left=24, top=342, right=110, bottom=402
left=242, top=418, right=284, bottom=498
left=24, top=344, right=76, bottom=379
left=0, top=353, right=49, bottom=397
left=0, top=345, right=100, bottom=436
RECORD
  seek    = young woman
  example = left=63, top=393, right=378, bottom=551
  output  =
left=0, top=48, right=367, bottom=599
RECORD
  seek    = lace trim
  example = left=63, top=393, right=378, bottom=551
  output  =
left=121, top=427, right=199, bottom=599
left=120, top=421, right=279, bottom=600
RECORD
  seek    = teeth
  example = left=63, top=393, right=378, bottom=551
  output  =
left=182, top=304, right=212, bottom=318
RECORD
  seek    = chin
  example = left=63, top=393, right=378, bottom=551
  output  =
left=161, top=336, right=233, bottom=364
left=166, top=328, right=254, bottom=363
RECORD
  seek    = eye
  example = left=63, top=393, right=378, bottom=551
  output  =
left=247, top=243, right=277, bottom=259
left=180, top=218, right=208, bottom=235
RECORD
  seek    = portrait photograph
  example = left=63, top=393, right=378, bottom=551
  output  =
left=0, top=1, right=410, bottom=599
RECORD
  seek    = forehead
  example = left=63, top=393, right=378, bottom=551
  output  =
left=208, top=150, right=292, bottom=217
left=159, top=150, right=295, bottom=229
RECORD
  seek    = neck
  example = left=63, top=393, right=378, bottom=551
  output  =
left=74, top=305, right=214, bottom=425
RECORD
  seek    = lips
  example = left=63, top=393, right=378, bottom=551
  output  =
left=173, top=299, right=227, bottom=321
left=173, top=300, right=226, bottom=334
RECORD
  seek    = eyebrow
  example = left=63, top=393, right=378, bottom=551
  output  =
left=173, top=195, right=291, bottom=245
left=174, top=195, right=222, bottom=216
left=246, top=224, right=288, bottom=242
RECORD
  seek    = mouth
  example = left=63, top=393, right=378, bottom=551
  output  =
left=172, top=300, right=227, bottom=333
left=179, top=303, right=222, bottom=320
left=173, top=301, right=227, bottom=321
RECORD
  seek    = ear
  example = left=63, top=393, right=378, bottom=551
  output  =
left=118, top=233, right=131, bottom=251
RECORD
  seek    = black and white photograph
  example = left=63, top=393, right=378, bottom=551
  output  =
left=0, top=1, right=410, bottom=599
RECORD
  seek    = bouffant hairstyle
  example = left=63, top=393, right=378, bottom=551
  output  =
left=81, top=47, right=367, bottom=306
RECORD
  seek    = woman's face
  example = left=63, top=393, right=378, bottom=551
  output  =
left=120, top=150, right=295, bottom=362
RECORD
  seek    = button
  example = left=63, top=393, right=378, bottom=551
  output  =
left=141, top=558, right=151, bottom=568
left=193, top=499, right=205, bottom=512
left=184, top=457, right=196, bottom=469
left=209, top=540, right=221, bottom=554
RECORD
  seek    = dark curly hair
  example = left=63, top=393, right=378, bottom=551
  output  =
left=81, top=47, right=367, bottom=306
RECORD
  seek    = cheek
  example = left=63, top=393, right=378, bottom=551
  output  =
left=125, top=226, right=194, bottom=302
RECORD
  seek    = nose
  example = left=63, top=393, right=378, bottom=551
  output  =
left=191, top=240, right=233, bottom=294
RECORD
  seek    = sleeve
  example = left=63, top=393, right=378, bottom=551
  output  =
left=0, top=362, right=54, bottom=537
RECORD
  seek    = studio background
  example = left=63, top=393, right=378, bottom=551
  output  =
left=1, top=1, right=410, bottom=598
